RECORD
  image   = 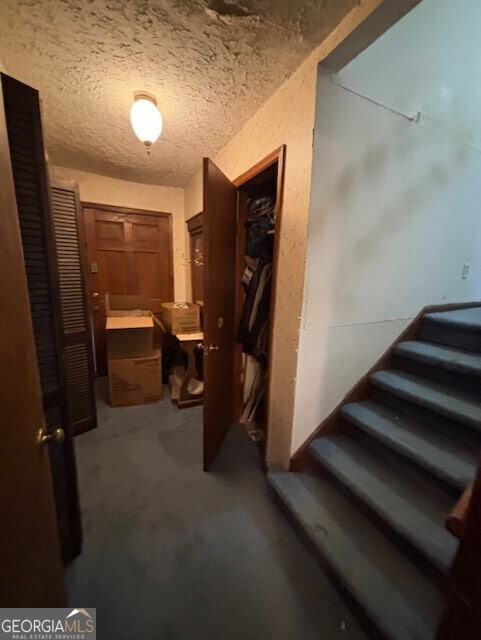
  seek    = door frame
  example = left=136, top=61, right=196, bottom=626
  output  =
left=81, top=202, right=175, bottom=374
left=233, top=145, right=286, bottom=464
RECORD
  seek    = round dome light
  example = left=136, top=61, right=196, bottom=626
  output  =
left=130, top=92, right=163, bottom=148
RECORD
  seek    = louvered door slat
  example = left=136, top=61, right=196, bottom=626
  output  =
left=51, top=182, right=96, bottom=436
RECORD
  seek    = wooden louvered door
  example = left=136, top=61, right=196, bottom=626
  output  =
left=1, top=73, right=82, bottom=562
left=51, top=180, right=96, bottom=436
left=0, top=74, right=66, bottom=607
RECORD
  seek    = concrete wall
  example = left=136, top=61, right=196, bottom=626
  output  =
left=184, top=1, right=385, bottom=467
left=292, top=0, right=481, bottom=453
left=52, top=166, right=188, bottom=300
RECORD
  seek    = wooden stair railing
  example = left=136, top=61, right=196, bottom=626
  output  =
left=445, top=483, right=473, bottom=540
left=437, top=455, right=481, bottom=639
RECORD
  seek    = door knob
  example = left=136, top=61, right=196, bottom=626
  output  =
left=37, top=427, right=65, bottom=446
left=199, top=343, right=219, bottom=354
left=91, top=292, right=100, bottom=299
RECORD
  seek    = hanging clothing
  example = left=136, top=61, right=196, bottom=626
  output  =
left=237, top=195, right=275, bottom=366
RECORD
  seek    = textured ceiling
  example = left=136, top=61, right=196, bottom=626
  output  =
left=0, top=0, right=359, bottom=186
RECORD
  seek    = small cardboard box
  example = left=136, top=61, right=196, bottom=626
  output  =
left=105, top=293, right=151, bottom=317
left=108, top=349, right=162, bottom=407
left=106, top=316, right=154, bottom=359
left=160, top=302, right=200, bottom=334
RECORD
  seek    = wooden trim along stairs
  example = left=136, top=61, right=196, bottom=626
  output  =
left=269, top=301, right=481, bottom=640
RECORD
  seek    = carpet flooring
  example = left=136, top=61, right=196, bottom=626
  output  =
left=64, top=380, right=368, bottom=640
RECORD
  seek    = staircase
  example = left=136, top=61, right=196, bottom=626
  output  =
left=269, top=306, right=481, bottom=640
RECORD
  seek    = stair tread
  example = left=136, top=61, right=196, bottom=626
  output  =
left=370, top=369, right=481, bottom=430
left=341, top=400, right=477, bottom=491
left=395, top=340, right=481, bottom=377
left=424, top=307, right=481, bottom=329
left=308, top=435, right=457, bottom=574
left=269, top=469, right=443, bottom=640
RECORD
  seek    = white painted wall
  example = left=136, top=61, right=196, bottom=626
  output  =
left=51, top=166, right=187, bottom=300
left=292, top=0, right=481, bottom=453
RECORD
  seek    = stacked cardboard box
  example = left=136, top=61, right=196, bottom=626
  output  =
left=160, top=302, right=200, bottom=334
left=105, top=294, right=163, bottom=407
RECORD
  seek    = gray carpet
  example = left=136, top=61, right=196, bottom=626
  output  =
left=65, top=380, right=368, bottom=640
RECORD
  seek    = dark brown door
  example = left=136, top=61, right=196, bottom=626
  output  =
left=2, top=73, right=82, bottom=563
left=83, top=204, right=174, bottom=375
left=51, top=180, right=97, bottom=436
left=0, top=76, right=66, bottom=606
left=203, top=158, right=239, bottom=470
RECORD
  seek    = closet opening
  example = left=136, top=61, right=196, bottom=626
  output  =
left=233, top=146, right=285, bottom=464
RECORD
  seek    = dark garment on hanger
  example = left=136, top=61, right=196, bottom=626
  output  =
left=245, top=196, right=275, bottom=259
left=238, top=261, right=272, bottom=365
left=238, top=194, right=275, bottom=365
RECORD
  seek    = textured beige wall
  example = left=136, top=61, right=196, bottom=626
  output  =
left=52, top=166, right=187, bottom=300
left=184, top=0, right=384, bottom=467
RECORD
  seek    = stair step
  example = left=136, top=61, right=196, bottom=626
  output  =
left=268, top=469, right=443, bottom=640
left=370, top=370, right=481, bottom=432
left=308, top=436, right=457, bottom=576
left=395, top=341, right=481, bottom=378
left=420, top=307, right=481, bottom=352
left=341, top=400, right=477, bottom=492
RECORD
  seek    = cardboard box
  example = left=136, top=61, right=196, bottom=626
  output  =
left=105, top=293, right=151, bottom=317
left=108, top=349, right=162, bottom=407
left=106, top=316, right=154, bottom=359
left=160, top=302, right=200, bottom=334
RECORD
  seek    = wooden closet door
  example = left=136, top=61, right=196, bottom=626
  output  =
left=203, top=159, right=240, bottom=471
left=1, top=73, right=82, bottom=562
left=84, top=204, right=174, bottom=375
left=50, top=179, right=97, bottom=436
left=0, top=73, right=66, bottom=608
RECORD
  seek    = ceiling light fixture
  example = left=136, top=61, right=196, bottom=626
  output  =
left=130, top=92, right=163, bottom=152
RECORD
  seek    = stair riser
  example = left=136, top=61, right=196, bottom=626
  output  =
left=392, top=353, right=481, bottom=400
left=420, top=319, right=481, bottom=353
left=341, top=418, right=463, bottom=496
left=307, top=446, right=450, bottom=584
left=370, top=386, right=481, bottom=452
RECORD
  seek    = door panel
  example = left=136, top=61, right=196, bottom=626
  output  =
left=203, top=158, right=239, bottom=471
left=133, top=252, right=163, bottom=296
left=97, top=250, right=129, bottom=293
left=0, top=74, right=66, bottom=605
left=84, top=204, right=174, bottom=375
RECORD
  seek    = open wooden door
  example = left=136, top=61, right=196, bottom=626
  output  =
left=1, top=73, right=82, bottom=562
left=0, top=75, right=66, bottom=606
left=203, top=158, right=239, bottom=470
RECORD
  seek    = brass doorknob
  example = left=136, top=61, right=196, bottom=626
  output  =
left=91, top=292, right=100, bottom=299
left=37, top=427, right=65, bottom=446
left=200, top=343, right=219, bottom=354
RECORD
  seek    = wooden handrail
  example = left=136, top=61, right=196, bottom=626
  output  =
left=445, top=483, right=473, bottom=539
left=437, top=455, right=481, bottom=639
